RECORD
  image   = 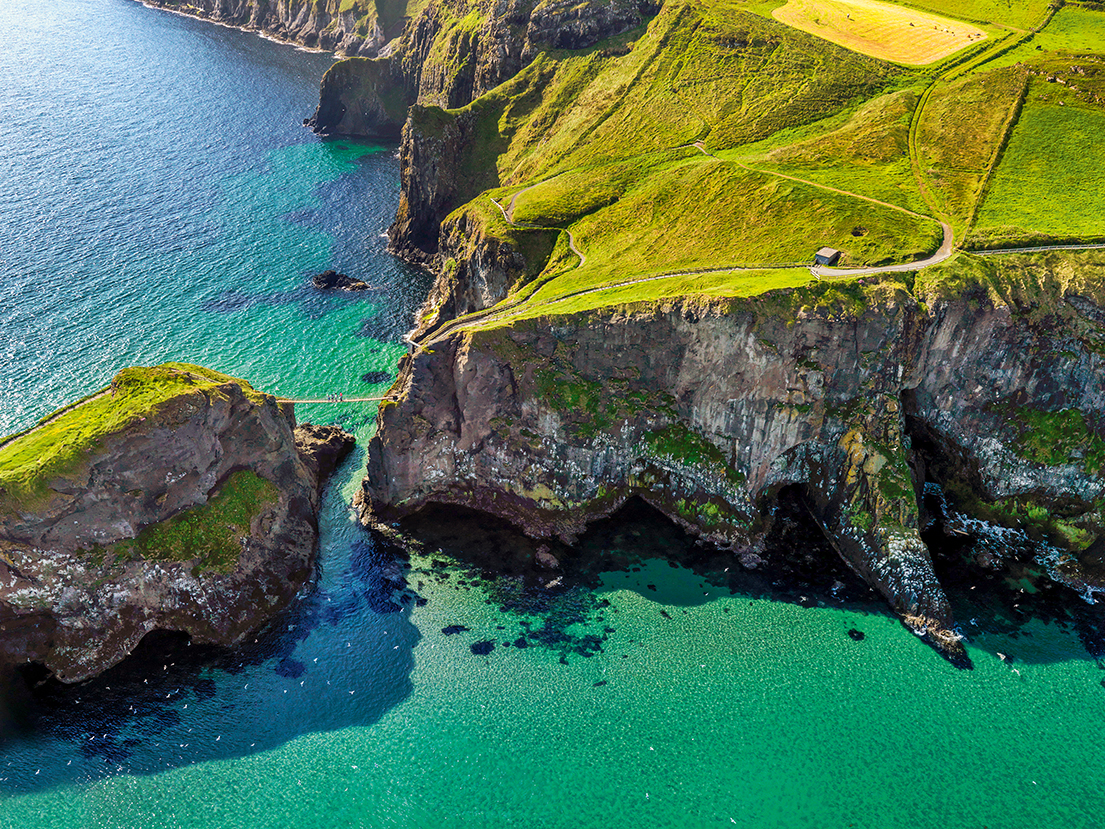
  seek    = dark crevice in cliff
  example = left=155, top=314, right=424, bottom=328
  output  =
left=904, top=411, right=1105, bottom=664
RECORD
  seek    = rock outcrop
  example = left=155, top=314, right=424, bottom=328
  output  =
left=0, top=364, right=353, bottom=682
left=140, top=0, right=396, bottom=56
left=312, top=269, right=372, bottom=291
left=358, top=263, right=1105, bottom=660
left=306, top=0, right=660, bottom=142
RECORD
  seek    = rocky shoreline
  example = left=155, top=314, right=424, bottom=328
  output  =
left=137, top=0, right=385, bottom=56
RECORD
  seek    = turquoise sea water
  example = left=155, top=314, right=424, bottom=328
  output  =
left=1, top=1, right=1104, bottom=827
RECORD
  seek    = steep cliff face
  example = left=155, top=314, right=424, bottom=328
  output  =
left=359, top=270, right=1105, bottom=658
left=308, top=0, right=659, bottom=141
left=0, top=364, right=353, bottom=682
left=140, top=0, right=394, bottom=55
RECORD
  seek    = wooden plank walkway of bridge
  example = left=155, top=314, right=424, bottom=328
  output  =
left=275, top=396, right=390, bottom=404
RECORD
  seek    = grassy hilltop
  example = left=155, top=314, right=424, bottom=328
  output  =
left=402, top=0, right=1105, bottom=336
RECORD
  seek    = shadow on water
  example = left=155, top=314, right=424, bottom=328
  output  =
left=396, top=489, right=1104, bottom=669
left=393, top=492, right=890, bottom=664
left=0, top=463, right=420, bottom=795
left=922, top=484, right=1105, bottom=666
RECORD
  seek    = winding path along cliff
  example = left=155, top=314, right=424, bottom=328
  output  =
left=0, top=364, right=353, bottom=682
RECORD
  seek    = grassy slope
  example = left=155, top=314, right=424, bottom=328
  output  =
left=0, top=364, right=266, bottom=509
left=913, top=65, right=1027, bottom=236
left=417, top=0, right=1105, bottom=333
left=736, top=87, right=932, bottom=214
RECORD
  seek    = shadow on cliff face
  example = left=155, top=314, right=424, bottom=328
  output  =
left=0, top=472, right=420, bottom=795
left=920, top=484, right=1105, bottom=667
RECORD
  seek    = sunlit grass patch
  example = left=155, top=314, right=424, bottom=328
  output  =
left=972, top=100, right=1105, bottom=247
left=0, top=364, right=263, bottom=510
left=771, top=0, right=986, bottom=65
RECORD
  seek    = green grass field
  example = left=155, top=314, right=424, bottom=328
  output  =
left=1023, top=6, right=1105, bottom=52
left=985, top=6, right=1105, bottom=68
left=0, top=364, right=265, bottom=510
left=898, top=0, right=1050, bottom=29
left=973, top=94, right=1105, bottom=247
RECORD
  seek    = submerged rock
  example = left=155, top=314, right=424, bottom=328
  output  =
left=0, top=363, right=352, bottom=682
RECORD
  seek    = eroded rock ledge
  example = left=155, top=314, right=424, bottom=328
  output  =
left=0, top=364, right=353, bottom=682
left=359, top=269, right=1105, bottom=661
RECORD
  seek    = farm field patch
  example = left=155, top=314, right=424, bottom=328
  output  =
left=972, top=101, right=1105, bottom=247
left=1026, top=7, right=1105, bottom=54
left=771, top=0, right=986, bottom=65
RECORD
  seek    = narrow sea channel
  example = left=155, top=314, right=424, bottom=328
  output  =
left=0, top=1, right=1103, bottom=826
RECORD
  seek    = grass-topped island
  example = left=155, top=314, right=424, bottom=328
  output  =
left=0, top=364, right=353, bottom=682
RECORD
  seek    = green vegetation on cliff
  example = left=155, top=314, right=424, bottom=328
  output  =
left=0, top=364, right=267, bottom=509
left=92, top=470, right=281, bottom=573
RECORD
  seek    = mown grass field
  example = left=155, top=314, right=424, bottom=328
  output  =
left=973, top=86, right=1105, bottom=247
left=771, top=0, right=986, bottom=65
left=0, top=364, right=262, bottom=509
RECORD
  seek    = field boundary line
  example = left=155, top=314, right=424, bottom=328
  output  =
left=962, top=69, right=1032, bottom=245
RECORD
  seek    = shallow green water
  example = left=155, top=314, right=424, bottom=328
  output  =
left=1, top=1, right=1104, bottom=827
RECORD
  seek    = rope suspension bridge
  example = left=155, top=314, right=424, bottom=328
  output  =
left=274, top=396, right=391, bottom=404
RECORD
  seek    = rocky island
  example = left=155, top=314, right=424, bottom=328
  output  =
left=0, top=363, right=352, bottom=682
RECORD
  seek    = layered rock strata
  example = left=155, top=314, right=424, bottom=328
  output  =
left=359, top=274, right=1105, bottom=658
left=0, top=365, right=354, bottom=682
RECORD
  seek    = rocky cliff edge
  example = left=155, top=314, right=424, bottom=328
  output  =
left=358, top=259, right=1105, bottom=662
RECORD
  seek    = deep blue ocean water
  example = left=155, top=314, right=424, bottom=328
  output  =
left=1, top=2, right=1105, bottom=827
